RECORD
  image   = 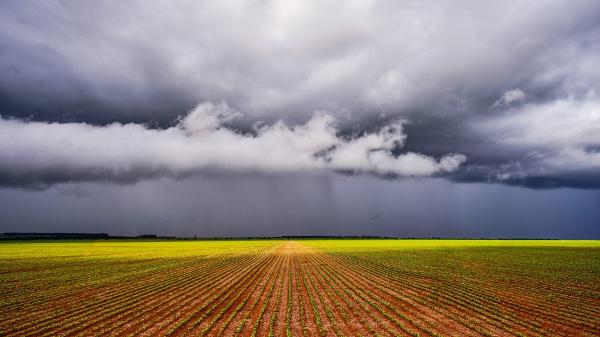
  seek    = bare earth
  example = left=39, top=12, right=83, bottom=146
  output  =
left=1, top=240, right=599, bottom=336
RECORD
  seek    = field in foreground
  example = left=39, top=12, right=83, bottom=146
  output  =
left=1, top=240, right=599, bottom=336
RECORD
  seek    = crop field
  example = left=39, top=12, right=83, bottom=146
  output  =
left=1, top=240, right=599, bottom=336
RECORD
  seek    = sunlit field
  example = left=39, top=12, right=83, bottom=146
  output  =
left=1, top=240, right=599, bottom=336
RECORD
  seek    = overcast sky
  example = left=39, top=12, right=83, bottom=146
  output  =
left=1, top=1, right=599, bottom=237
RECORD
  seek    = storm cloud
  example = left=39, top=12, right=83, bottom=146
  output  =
left=0, top=102, right=465, bottom=187
left=1, top=0, right=600, bottom=188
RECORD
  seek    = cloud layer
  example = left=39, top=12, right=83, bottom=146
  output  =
left=2, top=0, right=599, bottom=122
left=0, top=102, right=465, bottom=187
left=1, top=0, right=600, bottom=188
left=471, top=97, right=600, bottom=187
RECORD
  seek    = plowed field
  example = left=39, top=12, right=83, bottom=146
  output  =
left=1, top=240, right=599, bottom=336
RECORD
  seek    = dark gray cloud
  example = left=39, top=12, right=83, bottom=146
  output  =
left=1, top=0, right=600, bottom=188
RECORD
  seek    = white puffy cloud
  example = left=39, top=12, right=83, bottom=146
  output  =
left=491, top=89, right=526, bottom=109
left=327, top=121, right=465, bottom=175
left=0, top=102, right=465, bottom=186
left=479, top=96, right=600, bottom=173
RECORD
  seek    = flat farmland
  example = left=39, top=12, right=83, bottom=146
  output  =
left=1, top=240, right=599, bottom=336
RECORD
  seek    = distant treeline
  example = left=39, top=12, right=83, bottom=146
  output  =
left=1, top=232, right=110, bottom=240
left=0, top=233, right=560, bottom=240
left=0, top=233, right=179, bottom=240
left=0, top=233, right=388, bottom=240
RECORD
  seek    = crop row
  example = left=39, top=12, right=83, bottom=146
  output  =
left=2, top=241, right=598, bottom=336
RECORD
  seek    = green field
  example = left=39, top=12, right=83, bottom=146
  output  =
left=1, top=239, right=599, bottom=336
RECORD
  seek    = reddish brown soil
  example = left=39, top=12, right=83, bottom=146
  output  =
left=1, top=241, right=598, bottom=337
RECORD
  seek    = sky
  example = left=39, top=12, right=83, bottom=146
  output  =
left=1, top=1, right=599, bottom=238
